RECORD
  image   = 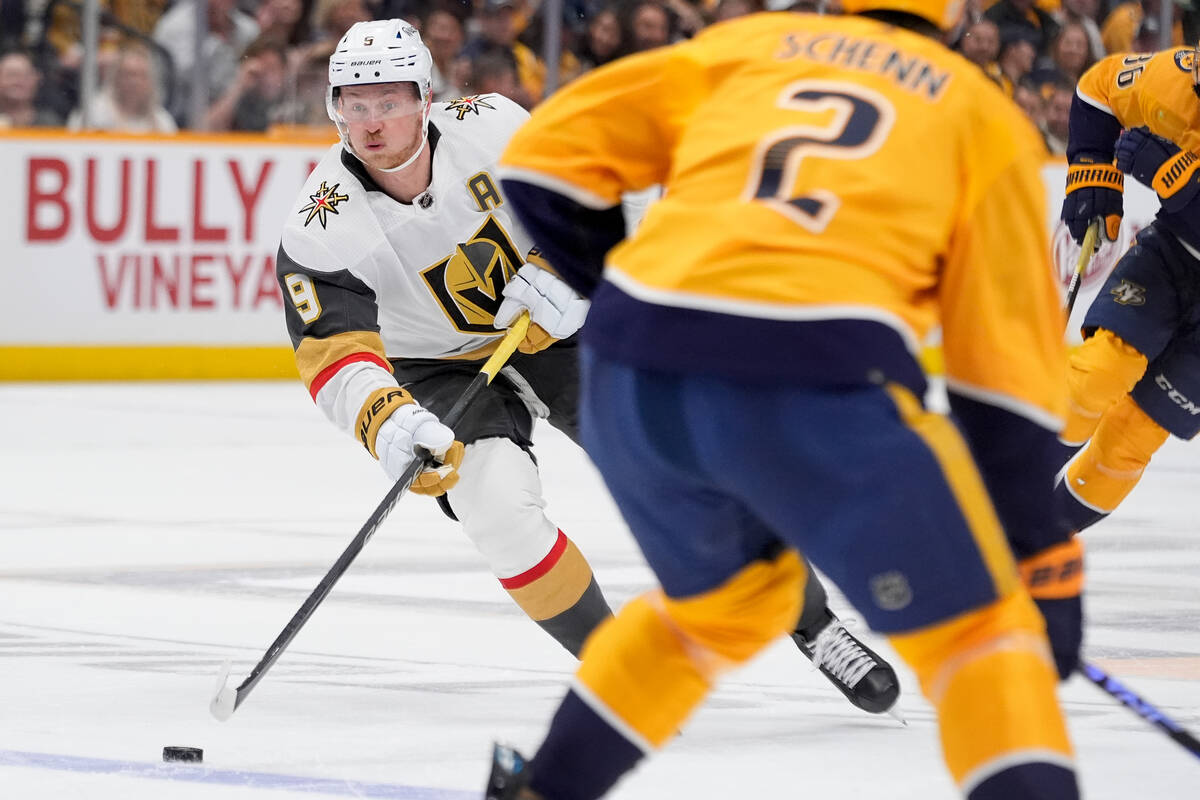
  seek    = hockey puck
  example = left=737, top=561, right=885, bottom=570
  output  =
left=162, top=746, right=203, bottom=763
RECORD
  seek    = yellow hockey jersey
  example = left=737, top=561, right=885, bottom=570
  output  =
left=1070, top=48, right=1200, bottom=250
left=500, top=12, right=1066, bottom=431
left=1075, top=48, right=1200, bottom=156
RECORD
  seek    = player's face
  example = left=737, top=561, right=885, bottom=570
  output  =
left=340, top=82, right=426, bottom=170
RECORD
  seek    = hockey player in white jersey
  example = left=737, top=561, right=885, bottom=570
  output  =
left=276, top=18, right=610, bottom=655
left=276, top=19, right=902, bottom=715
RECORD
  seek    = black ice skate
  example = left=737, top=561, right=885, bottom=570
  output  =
left=792, top=609, right=904, bottom=723
left=486, top=743, right=541, bottom=800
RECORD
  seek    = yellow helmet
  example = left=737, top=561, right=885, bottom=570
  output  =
left=838, top=0, right=968, bottom=31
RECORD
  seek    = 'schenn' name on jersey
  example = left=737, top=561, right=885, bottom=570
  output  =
left=776, top=32, right=951, bottom=101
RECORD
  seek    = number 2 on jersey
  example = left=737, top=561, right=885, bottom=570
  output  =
left=745, top=81, right=895, bottom=233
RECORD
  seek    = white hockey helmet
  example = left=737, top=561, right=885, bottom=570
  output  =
left=327, top=19, right=435, bottom=171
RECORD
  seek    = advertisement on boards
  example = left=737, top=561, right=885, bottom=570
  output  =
left=0, top=133, right=1164, bottom=377
left=4, top=134, right=329, bottom=348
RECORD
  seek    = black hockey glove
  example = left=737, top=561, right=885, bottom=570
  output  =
left=1061, top=156, right=1123, bottom=244
left=1115, top=126, right=1200, bottom=213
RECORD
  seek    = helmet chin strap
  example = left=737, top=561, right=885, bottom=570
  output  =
left=371, top=128, right=429, bottom=173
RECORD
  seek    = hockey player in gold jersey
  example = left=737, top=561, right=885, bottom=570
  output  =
left=1056, top=45, right=1200, bottom=534
left=484, top=1, right=1083, bottom=798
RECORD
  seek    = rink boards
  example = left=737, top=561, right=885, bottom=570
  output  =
left=0, top=130, right=1162, bottom=379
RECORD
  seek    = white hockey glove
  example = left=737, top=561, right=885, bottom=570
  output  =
left=494, top=263, right=589, bottom=354
left=374, top=401, right=464, bottom=497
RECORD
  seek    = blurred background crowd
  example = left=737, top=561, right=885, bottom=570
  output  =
left=0, top=0, right=1194, bottom=152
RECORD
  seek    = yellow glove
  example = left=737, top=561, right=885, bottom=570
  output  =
left=518, top=321, right=556, bottom=354
left=365, top=390, right=464, bottom=497
left=409, top=440, right=465, bottom=497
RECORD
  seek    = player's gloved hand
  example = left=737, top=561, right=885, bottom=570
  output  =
left=1061, top=155, right=1123, bottom=243
left=1018, top=538, right=1084, bottom=680
left=1115, top=126, right=1200, bottom=212
left=375, top=401, right=464, bottom=497
left=494, top=264, right=589, bottom=354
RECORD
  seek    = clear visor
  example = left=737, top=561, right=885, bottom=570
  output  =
left=334, top=84, right=425, bottom=123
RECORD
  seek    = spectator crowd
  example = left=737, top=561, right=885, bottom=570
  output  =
left=0, top=0, right=1196, bottom=150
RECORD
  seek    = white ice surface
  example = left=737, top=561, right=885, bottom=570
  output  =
left=1, top=382, right=1198, bottom=799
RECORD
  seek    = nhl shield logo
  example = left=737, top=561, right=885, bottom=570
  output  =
left=870, top=571, right=913, bottom=611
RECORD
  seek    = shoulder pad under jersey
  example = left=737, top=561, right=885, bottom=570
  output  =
left=429, top=93, right=530, bottom=156
left=281, top=144, right=383, bottom=273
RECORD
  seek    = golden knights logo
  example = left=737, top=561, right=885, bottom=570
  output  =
left=300, top=181, right=350, bottom=229
left=421, top=215, right=521, bottom=333
left=1110, top=279, right=1147, bottom=306
left=445, top=95, right=497, bottom=121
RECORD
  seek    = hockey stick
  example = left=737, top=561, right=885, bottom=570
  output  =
left=210, top=311, right=531, bottom=721
left=1064, top=219, right=1100, bottom=316
left=1081, top=660, right=1200, bottom=761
